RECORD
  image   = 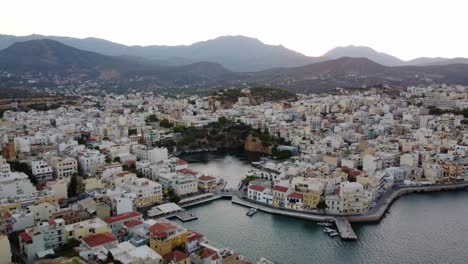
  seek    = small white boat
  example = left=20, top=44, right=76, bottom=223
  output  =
left=329, top=231, right=339, bottom=237
left=317, top=222, right=333, bottom=227
left=257, top=257, right=275, bottom=264
left=246, top=208, right=258, bottom=216
left=323, top=227, right=335, bottom=233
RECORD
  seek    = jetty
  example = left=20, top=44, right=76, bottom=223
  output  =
left=174, top=211, right=198, bottom=222
left=334, top=217, right=357, bottom=240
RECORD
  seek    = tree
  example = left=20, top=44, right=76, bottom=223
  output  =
left=105, top=156, right=112, bottom=164
left=68, top=173, right=78, bottom=198
left=146, top=114, right=158, bottom=122
left=113, top=157, right=121, bottom=163
left=317, top=200, right=328, bottom=212
left=159, top=119, right=173, bottom=128
left=218, top=116, right=227, bottom=124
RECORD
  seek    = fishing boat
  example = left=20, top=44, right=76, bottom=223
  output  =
left=246, top=208, right=258, bottom=216
left=323, top=227, right=336, bottom=233
left=329, top=231, right=339, bottom=237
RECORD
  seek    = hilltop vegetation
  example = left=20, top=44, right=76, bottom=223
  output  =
left=213, top=87, right=297, bottom=107
left=157, top=117, right=288, bottom=154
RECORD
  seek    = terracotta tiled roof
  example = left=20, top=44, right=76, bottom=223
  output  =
left=187, top=231, right=204, bottom=242
left=149, top=222, right=176, bottom=237
left=177, top=168, right=198, bottom=176
left=19, top=232, right=32, bottom=243
left=164, top=250, right=188, bottom=262
left=198, top=175, right=216, bottom=181
left=273, top=185, right=288, bottom=192
left=123, top=220, right=143, bottom=229
left=248, top=184, right=266, bottom=192
left=287, top=192, right=303, bottom=199
left=82, top=232, right=116, bottom=248
left=104, top=211, right=141, bottom=224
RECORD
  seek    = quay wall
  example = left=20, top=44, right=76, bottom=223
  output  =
left=348, top=182, right=468, bottom=223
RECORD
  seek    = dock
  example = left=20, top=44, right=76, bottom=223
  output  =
left=334, top=217, right=357, bottom=240
left=174, top=211, right=198, bottom=222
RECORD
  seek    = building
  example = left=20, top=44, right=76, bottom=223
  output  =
left=77, top=150, right=106, bottom=176
left=164, top=250, right=190, bottom=264
left=79, top=232, right=118, bottom=262
left=132, top=145, right=168, bottom=163
left=286, top=192, right=304, bottom=210
left=0, top=233, right=12, bottom=264
left=45, top=179, right=69, bottom=200
left=65, top=218, right=112, bottom=240
left=19, top=218, right=66, bottom=263
left=110, top=241, right=163, bottom=264
left=173, top=174, right=198, bottom=196
left=121, top=178, right=162, bottom=208
left=198, top=175, right=217, bottom=192
left=272, top=185, right=288, bottom=207
left=149, top=221, right=189, bottom=256
left=31, top=160, right=53, bottom=182
left=47, top=156, right=77, bottom=180
left=29, top=202, right=60, bottom=223
left=247, top=184, right=273, bottom=204
left=104, top=211, right=143, bottom=236
left=0, top=157, right=37, bottom=200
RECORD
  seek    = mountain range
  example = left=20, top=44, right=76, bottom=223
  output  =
left=1, top=34, right=467, bottom=71
left=1, top=37, right=468, bottom=94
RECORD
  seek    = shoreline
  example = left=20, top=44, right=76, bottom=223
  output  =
left=226, top=182, right=468, bottom=223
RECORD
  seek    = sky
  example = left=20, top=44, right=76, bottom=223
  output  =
left=1, top=0, right=467, bottom=60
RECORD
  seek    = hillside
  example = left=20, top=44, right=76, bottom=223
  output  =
left=212, top=87, right=297, bottom=107
left=0, top=39, right=236, bottom=86
left=324, top=46, right=404, bottom=66
left=0, top=34, right=325, bottom=71
left=245, top=57, right=468, bottom=93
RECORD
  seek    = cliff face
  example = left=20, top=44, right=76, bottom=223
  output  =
left=244, top=136, right=272, bottom=155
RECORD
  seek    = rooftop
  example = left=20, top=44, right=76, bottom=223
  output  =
left=104, top=211, right=141, bottom=224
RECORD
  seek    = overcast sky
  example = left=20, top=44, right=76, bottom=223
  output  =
left=1, top=0, right=467, bottom=60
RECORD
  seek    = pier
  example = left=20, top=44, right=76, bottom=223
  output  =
left=334, top=217, right=358, bottom=240
left=174, top=211, right=198, bottom=222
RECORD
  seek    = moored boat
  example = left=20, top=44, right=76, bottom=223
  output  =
left=246, top=208, right=258, bottom=216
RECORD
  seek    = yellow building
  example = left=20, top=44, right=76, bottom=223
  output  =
left=0, top=202, right=21, bottom=214
left=149, top=222, right=189, bottom=256
left=83, top=177, right=105, bottom=191
left=303, top=191, right=321, bottom=209
left=65, top=218, right=111, bottom=240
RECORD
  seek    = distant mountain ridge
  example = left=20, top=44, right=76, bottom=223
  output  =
left=323, top=45, right=404, bottom=66
left=0, top=34, right=327, bottom=71
left=0, top=39, right=236, bottom=85
left=1, top=38, right=468, bottom=94
left=1, top=34, right=467, bottom=71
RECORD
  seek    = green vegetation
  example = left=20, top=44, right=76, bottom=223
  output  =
left=8, top=160, right=36, bottom=185
left=113, top=156, right=121, bottom=163
left=317, top=200, right=328, bottom=211
left=158, top=118, right=287, bottom=153
left=272, top=147, right=294, bottom=161
left=56, top=238, right=80, bottom=258
left=428, top=106, right=468, bottom=118
left=68, top=173, right=78, bottom=198
left=164, top=188, right=180, bottom=203
left=159, top=118, right=173, bottom=128
left=128, top=128, right=138, bottom=136
left=146, top=114, right=159, bottom=122
left=213, top=87, right=297, bottom=106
